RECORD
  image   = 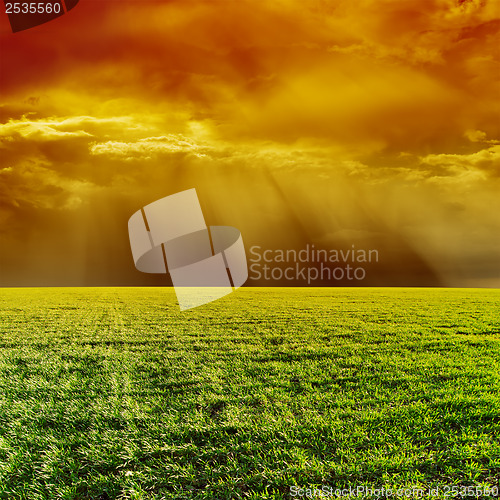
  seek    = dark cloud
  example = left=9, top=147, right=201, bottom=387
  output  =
left=1, top=0, right=499, bottom=287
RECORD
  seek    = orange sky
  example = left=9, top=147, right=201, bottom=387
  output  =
left=1, top=0, right=499, bottom=286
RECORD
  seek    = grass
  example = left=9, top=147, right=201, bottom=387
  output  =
left=0, top=287, right=499, bottom=499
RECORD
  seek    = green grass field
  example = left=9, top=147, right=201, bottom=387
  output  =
left=0, top=287, right=499, bottom=499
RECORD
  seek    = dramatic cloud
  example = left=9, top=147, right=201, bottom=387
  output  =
left=90, top=135, right=212, bottom=159
left=421, top=145, right=500, bottom=177
left=0, top=0, right=499, bottom=286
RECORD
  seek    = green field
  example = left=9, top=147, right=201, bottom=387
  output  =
left=0, top=287, right=499, bottom=499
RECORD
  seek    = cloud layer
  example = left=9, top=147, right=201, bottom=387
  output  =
left=1, top=0, right=499, bottom=286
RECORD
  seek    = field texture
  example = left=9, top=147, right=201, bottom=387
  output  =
left=0, top=287, right=499, bottom=499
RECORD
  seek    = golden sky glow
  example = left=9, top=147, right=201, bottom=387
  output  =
left=1, top=0, right=499, bottom=286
